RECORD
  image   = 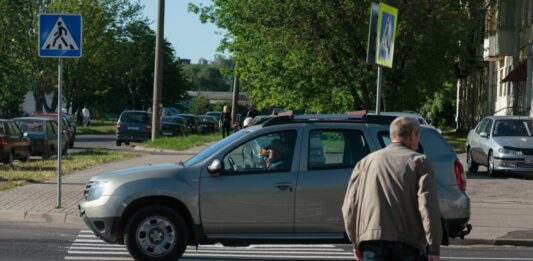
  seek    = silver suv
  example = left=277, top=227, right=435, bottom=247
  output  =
left=79, top=114, right=471, bottom=260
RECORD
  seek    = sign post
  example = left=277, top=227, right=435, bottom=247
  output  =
left=39, top=14, right=82, bottom=208
left=366, top=3, right=398, bottom=115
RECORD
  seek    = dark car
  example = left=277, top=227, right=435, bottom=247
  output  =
left=176, top=114, right=201, bottom=134
left=13, top=117, right=68, bottom=159
left=197, top=115, right=217, bottom=133
left=32, top=113, right=76, bottom=148
left=161, top=116, right=189, bottom=136
left=0, top=119, right=31, bottom=165
left=116, top=111, right=151, bottom=146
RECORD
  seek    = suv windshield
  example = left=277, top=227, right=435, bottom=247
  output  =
left=493, top=119, right=533, bottom=137
left=121, top=112, right=148, bottom=123
left=185, top=130, right=248, bottom=167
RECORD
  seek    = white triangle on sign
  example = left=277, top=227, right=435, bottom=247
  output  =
left=41, top=17, right=79, bottom=51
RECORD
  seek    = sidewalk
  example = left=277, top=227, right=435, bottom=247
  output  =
left=0, top=149, right=532, bottom=248
left=0, top=144, right=209, bottom=226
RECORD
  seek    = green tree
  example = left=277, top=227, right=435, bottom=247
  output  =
left=188, top=95, right=211, bottom=114
left=182, top=55, right=234, bottom=92
left=190, top=1, right=483, bottom=113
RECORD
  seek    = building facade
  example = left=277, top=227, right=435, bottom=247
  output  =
left=457, top=0, right=533, bottom=131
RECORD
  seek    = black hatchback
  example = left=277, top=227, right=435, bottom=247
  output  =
left=116, top=111, right=151, bottom=146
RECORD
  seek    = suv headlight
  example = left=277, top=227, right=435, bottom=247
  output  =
left=84, top=181, right=108, bottom=201
left=498, top=148, right=523, bottom=156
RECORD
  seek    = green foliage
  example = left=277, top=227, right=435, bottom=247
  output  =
left=190, top=0, right=483, bottom=113
left=188, top=95, right=211, bottom=114
left=0, top=0, right=190, bottom=117
left=420, top=83, right=457, bottom=129
left=182, top=55, right=234, bottom=92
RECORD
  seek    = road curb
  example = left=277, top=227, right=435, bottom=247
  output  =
left=450, top=237, right=533, bottom=247
left=134, top=145, right=197, bottom=155
left=0, top=211, right=83, bottom=225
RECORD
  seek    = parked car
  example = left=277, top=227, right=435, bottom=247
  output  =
left=80, top=113, right=471, bottom=260
left=32, top=113, right=76, bottom=148
left=177, top=114, right=200, bottom=134
left=116, top=111, right=151, bottom=146
left=161, top=116, right=189, bottom=136
left=0, top=119, right=31, bottom=165
left=12, top=117, right=68, bottom=159
left=205, top=111, right=221, bottom=122
left=466, top=116, right=533, bottom=177
left=197, top=115, right=217, bottom=133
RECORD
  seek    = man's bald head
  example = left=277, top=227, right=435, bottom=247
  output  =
left=390, top=116, right=420, bottom=150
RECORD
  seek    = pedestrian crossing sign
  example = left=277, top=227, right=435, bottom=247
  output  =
left=39, top=14, right=82, bottom=58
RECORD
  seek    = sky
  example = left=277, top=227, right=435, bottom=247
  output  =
left=142, top=0, right=225, bottom=63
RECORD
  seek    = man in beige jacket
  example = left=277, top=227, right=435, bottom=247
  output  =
left=342, top=116, right=442, bottom=261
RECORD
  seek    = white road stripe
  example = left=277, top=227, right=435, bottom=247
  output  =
left=71, top=243, right=126, bottom=248
left=75, top=239, right=107, bottom=243
left=441, top=256, right=533, bottom=261
left=68, top=250, right=130, bottom=255
left=65, top=257, right=133, bottom=260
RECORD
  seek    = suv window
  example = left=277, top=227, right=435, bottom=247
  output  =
left=308, top=130, right=370, bottom=170
left=378, top=131, right=424, bottom=154
left=0, top=123, right=5, bottom=134
left=121, top=112, right=149, bottom=123
left=47, top=121, right=56, bottom=139
left=223, top=130, right=297, bottom=174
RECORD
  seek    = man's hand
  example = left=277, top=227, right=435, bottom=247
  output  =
left=428, top=255, right=440, bottom=261
left=353, top=248, right=362, bottom=260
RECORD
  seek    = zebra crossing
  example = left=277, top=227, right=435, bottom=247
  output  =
left=64, top=230, right=355, bottom=260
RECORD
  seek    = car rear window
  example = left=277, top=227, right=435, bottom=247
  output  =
left=308, top=130, right=370, bottom=170
left=17, top=120, right=44, bottom=133
left=0, top=124, right=5, bottom=134
left=121, top=112, right=149, bottom=123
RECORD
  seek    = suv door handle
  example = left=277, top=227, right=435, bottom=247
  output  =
left=273, top=182, right=293, bottom=191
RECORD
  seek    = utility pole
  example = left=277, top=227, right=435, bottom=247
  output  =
left=231, top=64, right=239, bottom=128
left=151, top=0, right=165, bottom=140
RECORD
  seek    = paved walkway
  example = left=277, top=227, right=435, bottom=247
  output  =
left=0, top=145, right=206, bottom=226
left=1, top=148, right=532, bottom=247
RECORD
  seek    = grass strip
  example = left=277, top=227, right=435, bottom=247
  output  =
left=0, top=149, right=138, bottom=191
left=143, top=133, right=221, bottom=151
left=77, top=121, right=116, bottom=135
left=442, top=130, right=467, bottom=153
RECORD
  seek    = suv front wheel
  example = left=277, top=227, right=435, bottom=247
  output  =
left=124, top=205, right=188, bottom=261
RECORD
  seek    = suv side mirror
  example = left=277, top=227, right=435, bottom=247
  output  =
left=208, top=159, right=223, bottom=175
left=480, top=132, right=489, bottom=138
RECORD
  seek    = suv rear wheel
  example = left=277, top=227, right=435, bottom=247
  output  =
left=124, top=205, right=188, bottom=261
left=466, top=148, right=478, bottom=173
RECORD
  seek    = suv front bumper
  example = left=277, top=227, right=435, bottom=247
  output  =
left=79, top=204, right=122, bottom=244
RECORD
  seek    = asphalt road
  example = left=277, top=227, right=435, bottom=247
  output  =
left=2, top=221, right=533, bottom=261
left=0, top=221, right=80, bottom=261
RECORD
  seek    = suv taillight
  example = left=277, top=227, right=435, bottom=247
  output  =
left=116, top=121, right=121, bottom=131
left=147, top=123, right=152, bottom=130
left=454, top=160, right=467, bottom=191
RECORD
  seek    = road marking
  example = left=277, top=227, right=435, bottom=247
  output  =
left=65, top=230, right=354, bottom=260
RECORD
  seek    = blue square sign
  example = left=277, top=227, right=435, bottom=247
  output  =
left=39, top=14, right=82, bottom=58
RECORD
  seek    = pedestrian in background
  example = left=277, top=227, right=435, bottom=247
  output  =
left=247, top=104, right=258, bottom=119
left=75, top=108, right=83, bottom=126
left=342, top=116, right=442, bottom=261
left=219, top=105, right=232, bottom=138
left=82, top=106, right=91, bottom=126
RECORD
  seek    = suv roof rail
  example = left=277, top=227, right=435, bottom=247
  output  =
left=262, top=113, right=399, bottom=127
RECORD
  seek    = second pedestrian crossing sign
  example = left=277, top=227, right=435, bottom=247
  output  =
left=39, top=14, right=82, bottom=58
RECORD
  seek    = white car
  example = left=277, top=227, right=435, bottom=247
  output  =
left=466, top=116, right=533, bottom=177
